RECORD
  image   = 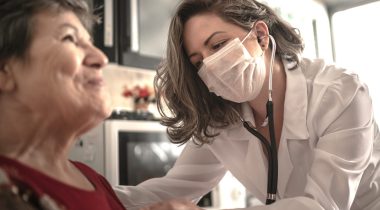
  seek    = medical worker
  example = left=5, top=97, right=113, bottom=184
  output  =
left=115, top=0, right=380, bottom=209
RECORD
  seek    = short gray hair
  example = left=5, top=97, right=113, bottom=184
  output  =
left=0, top=0, right=97, bottom=67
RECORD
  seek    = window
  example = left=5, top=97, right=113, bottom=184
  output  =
left=332, top=1, right=380, bottom=121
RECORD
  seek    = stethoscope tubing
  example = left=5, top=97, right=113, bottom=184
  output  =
left=242, top=100, right=277, bottom=204
left=266, top=100, right=278, bottom=204
left=235, top=34, right=279, bottom=204
left=242, top=119, right=275, bottom=203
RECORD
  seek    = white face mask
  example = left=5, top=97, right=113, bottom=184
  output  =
left=198, top=31, right=266, bottom=103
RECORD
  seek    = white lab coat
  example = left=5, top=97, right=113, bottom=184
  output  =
left=114, top=58, right=380, bottom=210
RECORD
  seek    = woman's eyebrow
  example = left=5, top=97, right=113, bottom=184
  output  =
left=58, top=23, right=79, bottom=33
left=188, top=31, right=226, bottom=58
left=203, top=31, right=226, bottom=46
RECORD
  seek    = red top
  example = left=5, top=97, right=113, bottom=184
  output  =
left=0, top=155, right=126, bottom=210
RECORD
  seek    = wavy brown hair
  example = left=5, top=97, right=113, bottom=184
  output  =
left=155, top=0, right=304, bottom=145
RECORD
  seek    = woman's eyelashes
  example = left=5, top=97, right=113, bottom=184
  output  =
left=211, top=39, right=228, bottom=51
left=62, top=34, right=78, bottom=45
left=193, top=39, right=229, bottom=69
left=190, top=39, right=230, bottom=69
left=62, top=34, right=92, bottom=49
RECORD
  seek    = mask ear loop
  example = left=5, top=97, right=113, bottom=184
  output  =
left=245, top=22, right=265, bottom=58
left=241, top=30, right=253, bottom=43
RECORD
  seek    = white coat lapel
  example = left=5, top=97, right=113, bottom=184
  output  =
left=245, top=135, right=269, bottom=200
left=277, top=59, right=310, bottom=198
left=238, top=103, right=269, bottom=199
left=209, top=121, right=268, bottom=201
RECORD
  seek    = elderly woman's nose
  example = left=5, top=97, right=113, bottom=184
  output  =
left=84, top=45, right=109, bottom=69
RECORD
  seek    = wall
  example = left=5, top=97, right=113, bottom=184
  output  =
left=332, top=2, right=380, bottom=122
left=260, top=0, right=333, bottom=61
left=102, top=63, right=160, bottom=117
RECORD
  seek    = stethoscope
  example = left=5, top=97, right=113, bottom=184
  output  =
left=234, top=35, right=278, bottom=204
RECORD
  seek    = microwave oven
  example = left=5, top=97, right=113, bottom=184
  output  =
left=69, top=118, right=247, bottom=209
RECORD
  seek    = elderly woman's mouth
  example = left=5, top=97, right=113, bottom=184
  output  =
left=87, top=78, right=105, bottom=87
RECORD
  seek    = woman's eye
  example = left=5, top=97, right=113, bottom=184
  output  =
left=62, top=34, right=78, bottom=44
left=211, top=40, right=227, bottom=51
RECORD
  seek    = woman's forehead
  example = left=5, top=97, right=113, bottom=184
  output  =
left=182, top=13, right=245, bottom=51
left=32, top=10, right=89, bottom=38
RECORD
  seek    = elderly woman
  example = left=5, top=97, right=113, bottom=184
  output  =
left=0, top=0, right=125, bottom=209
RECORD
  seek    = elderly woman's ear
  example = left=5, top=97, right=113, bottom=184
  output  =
left=0, top=62, right=16, bottom=92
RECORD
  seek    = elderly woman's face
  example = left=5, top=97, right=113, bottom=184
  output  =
left=7, top=10, right=111, bottom=126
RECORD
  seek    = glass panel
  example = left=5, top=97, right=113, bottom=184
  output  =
left=118, top=131, right=183, bottom=185
left=332, top=1, right=380, bottom=121
left=138, top=0, right=178, bottom=58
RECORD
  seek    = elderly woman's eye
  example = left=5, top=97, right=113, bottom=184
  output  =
left=62, top=34, right=77, bottom=44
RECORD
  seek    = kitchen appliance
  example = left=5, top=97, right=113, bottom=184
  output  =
left=89, top=0, right=176, bottom=69
left=69, top=112, right=247, bottom=209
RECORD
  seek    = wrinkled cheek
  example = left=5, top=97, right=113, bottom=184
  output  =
left=51, top=74, right=82, bottom=108
left=69, top=78, right=86, bottom=104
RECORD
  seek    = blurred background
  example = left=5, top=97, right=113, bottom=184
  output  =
left=86, top=0, right=380, bottom=121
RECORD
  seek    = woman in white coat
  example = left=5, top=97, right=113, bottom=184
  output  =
left=114, top=0, right=380, bottom=209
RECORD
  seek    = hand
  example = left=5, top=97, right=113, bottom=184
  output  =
left=139, top=199, right=204, bottom=210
